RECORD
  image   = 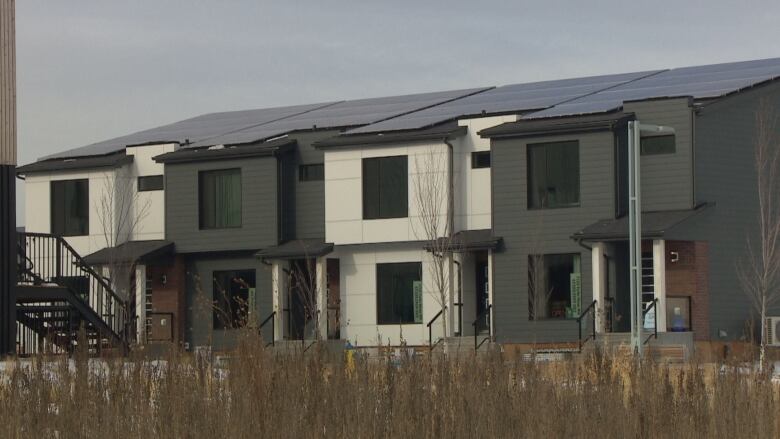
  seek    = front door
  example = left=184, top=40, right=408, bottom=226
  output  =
left=289, top=259, right=315, bottom=340
left=475, top=252, right=489, bottom=333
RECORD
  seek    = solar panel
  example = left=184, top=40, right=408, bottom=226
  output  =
left=187, top=87, right=490, bottom=148
left=44, top=101, right=338, bottom=159
left=526, top=57, right=780, bottom=119
left=346, top=70, right=663, bottom=134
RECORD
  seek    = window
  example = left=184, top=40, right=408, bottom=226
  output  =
left=138, top=175, right=164, bottom=192
left=527, top=141, right=580, bottom=209
left=472, top=151, right=491, bottom=169
left=666, top=296, right=691, bottom=332
left=299, top=164, right=324, bottom=181
left=641, top=135, right=676, bottom=155
left=528, top=253, right=581, bottom=320
left=363, top=156, right=408, bottom=219
left=199, top=169, right=242, bottom=229
left=50, top=179, right=89, bottom=236
left=377, top=262, right=422, bottom=325
left=212, top=270, right=256, bottom=330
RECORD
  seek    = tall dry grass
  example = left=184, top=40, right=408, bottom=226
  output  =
left=0, top=333, right=777, bottom=438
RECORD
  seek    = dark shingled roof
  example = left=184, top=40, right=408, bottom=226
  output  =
left=314, top=123, right=466, bottom=148
left=256, top=239, right=334, bottom=260
left=17, top=152, right=133, bottom=175
left=478, top=112, right=634, bottom=139
left=83, top=240, right=174, bottom=265
left=572, top=205, right=710, bottom=241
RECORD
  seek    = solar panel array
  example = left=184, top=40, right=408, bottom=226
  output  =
left=45, top=102, right=337, bottom=160
left=346, top=70, right=663, bottom=134
left=525, top=57, right=780, bottom=119
left=186, top=87, right=489, bottom=148
left=41, top=57, right=780, bottom=160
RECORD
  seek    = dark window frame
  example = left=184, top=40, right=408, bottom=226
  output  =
left=528, top=252, right=582, bottom=321
left=640, top=134, right=676, bottom=156
left=527, top=140, right=580, bottom=210
left=212, top=269, right=256, bottom=330
left=299, top=163, right=325, bottom=182
left=376, top=262, right=422, bottom=325
left=471, top=151, right=491, bottom=169
left=198, top=168, right=243, bottom=230
left=137, top=175, right=164, bottom=192
left=362, top=155, right=409, bottom=220
left=50, top=179, right=89, bottom=237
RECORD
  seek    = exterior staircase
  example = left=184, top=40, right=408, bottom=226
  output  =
left=15, top=232, right=129, bottom=356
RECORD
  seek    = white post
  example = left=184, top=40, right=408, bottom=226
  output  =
left=652, top=240, right=667, bottom=332
left=271, top=261, right=286, bottom=341
left=135, top=264, right=146, bottom=344
left=591, top=243, right=607, bottom=333
left=316, top=257, right=327, bottom=340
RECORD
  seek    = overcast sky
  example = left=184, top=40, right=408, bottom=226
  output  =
left=14, top=0, right=780, bottom=223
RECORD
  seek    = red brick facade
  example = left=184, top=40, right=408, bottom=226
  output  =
left=146, top=257, right=186, bottom=345
left=664, top=241, right=710, bottom=340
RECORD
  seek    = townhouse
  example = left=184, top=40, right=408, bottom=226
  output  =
left=14, top=57, right=780, bottom=356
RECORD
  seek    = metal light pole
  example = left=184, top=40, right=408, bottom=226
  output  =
left=628, top=121, right=674, bottom=357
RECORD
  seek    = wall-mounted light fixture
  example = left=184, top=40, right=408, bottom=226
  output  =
left=161, top=274, right=168, bottom=286
left=669, top=251, right=679, bottom=263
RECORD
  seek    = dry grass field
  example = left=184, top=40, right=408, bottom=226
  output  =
left=0, top=333, right=778, bottom=438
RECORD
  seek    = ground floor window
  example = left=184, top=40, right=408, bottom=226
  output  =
left=212, top=269, right=256, bottom=329
left=666, top=296, right=691, bottom=332
left=376, top=262, right=422, bottom=325
left=528, top=253, right=581, bottom=319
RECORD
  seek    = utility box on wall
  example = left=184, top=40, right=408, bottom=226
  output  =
left=148, top=313, right=174, bottom=342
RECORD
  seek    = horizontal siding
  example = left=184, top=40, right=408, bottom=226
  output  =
left=0, top=0, right=15, bottom=165
left=165, top=156, right=278, bottom=253
left=694, top=81, right=780, bottom=340
left=623, top=98, right=694, bottom=211
left=491, top=131, right=615, bottom=343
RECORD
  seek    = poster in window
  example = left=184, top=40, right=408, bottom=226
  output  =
left=569, top=272, right=581, bottom=317
left=413, top=281, right=423, bottom=323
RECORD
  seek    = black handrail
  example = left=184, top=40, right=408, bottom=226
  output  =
left=642, top=298, right=659, bottom=344
left=577, top=300, right=598, bottom=352
left=472, top=304, right=492, bottom=350
left=427, top=306, right=446, bottom=351
left=259, top=311, right=276, bottom=347
left=17, top=232, right=129, bottom=348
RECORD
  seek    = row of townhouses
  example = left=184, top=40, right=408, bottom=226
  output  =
left=15, top=57, right=780, bottom=356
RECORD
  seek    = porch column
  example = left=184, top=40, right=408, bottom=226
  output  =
left=487, top=250, right=494, bottom=337
left=652, top=240, right=667, bottom=332
left=271, top=261, right=287, bottom=341
left=315, top=257, right=327, bottom=340
left=591, top=243, right=607, bottom=333
left=135, top=264, right=146, bottom=343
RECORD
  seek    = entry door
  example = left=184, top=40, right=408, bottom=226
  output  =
left=326, top=259, right=340, bottom=340
left=475, top=253, right=490, bottom=332
left=289, top=259, right=315, bottom=340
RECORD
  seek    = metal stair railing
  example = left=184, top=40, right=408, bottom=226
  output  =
left=17, top=232, right=129, bottom=349
left=642, top=298, right=659, bottom=345
left=472, top=304, right=492, bottom=350
left=427, top=306, right=447, bottom=352
left=576, top=300, right=598, bottom=352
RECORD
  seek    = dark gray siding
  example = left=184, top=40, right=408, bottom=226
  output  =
left=165, top=156, right=278, bottom=253
left=491, top=131, right=615, bottom=343
left=694, top=82, right=780, bottom=340
left=624, top=98, right=694, bottom=211
left=185, top=254, right=274, bottom=349
left=289, top=131, right=337, bottom=240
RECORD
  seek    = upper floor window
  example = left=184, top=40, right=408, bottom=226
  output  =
left=363, top=155, right=408, bottom=219
left=51, top=179, right=89, bottom=236
left=640, top=135, right=676, bottom=155
left=138, top=175, right=164, bottom=191
left=199, top=169, right=242, bottom=229
left=472, top=151, right=491, bottom=169
left=376, top=262, right=422, bottom=325
left=527, top=140, right=580, bottom=209
left=299, top=164, right=324, bottom=182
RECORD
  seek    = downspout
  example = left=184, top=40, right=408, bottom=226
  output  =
left=453, top=259, right=462, bottom=336
left=445, top=137, right=455, bottom=338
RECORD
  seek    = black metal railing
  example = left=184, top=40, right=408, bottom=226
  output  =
left=642, top=298, right=659, bottom=344
left=472, top=304, right=492, bottom=350
left=17, top=232, right=129, bottom=347
left=16, top=305, right=72, bottom=356
left=258, top=311, right=276, bottom=347
left=577, top=300, right=598, bottom=352
left=427, top=306, right=447, bottom=351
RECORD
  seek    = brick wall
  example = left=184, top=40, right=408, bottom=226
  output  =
left=665, top=241, right=710, bottom=340
left=147, top=257, right=186, bottom=344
